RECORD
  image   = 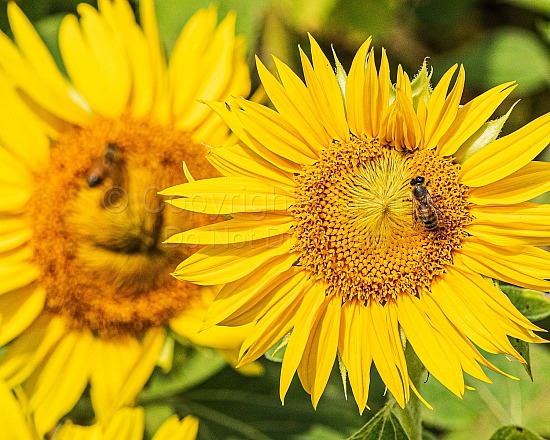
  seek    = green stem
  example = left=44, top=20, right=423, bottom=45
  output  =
left=389, top=344, right=425, bottom=440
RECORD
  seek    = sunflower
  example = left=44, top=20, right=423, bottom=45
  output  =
left=162, top=36, right=550, bottom=412
left=0, top=380, right=198, bottom=440
left=0, top=0, right=251, bottom=434
left=54, top=409, right=199, bottom=440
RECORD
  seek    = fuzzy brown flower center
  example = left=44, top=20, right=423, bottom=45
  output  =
left=29, top=115, right=217, bottom=338
left=291, top=137, right=472, bottom=303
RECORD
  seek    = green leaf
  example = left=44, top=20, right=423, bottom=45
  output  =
left=411, top=61, right=432, bottom=110
left=437, top=28, right=550, bottom=94
left=509, top=337, right=533, bottom=380
left=347, top=405, right=410, bottom=440
left=500, top=285, right=550, bottom=322
left=489, top=425, right=546, bottom=440
left=422, top=346, right=550, bottom=439
left=176, top=360, right=377, bottom=439
left=264, top=334, right=289, bottom=362
left=454, top=101, right=518, bottom=164
left=502, top=0, right=550, bottom=17
left=139, top=344, right=226, bottom=404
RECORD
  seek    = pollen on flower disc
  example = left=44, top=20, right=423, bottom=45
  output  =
left=29, top=116, right=217, bottom=338
left=291, top=137, right=472, bottom=303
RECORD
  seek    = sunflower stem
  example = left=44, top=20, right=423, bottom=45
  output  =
left=389, top=344, right=425, bottom=440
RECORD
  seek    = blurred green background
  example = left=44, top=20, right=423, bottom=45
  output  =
left=1, top=0, right=549, bottom=439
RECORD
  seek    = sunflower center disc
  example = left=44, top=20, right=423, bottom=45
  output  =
left=29, top=116, right=215, bottom=338
left=292, top=137, right=472, bottom=303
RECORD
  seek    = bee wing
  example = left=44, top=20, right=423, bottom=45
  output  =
left=426, top=190, right=445, bottom=219
left=411, top=196, right=420, bottom=225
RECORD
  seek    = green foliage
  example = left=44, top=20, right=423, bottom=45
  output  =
left=141, top=353, right=374, bottom=440
left=500, top=285, right=550, bottom=322
left=438, top=28, right=550, bottom=94
left=347, top=405, right=410, bottom=440
left=509, top=337, right=533, bottom=380
left=421, top=346, right=550, bottom=440
left=489, top=425, right=546, bottom=440
left=503, top=0, right=550, bottom=17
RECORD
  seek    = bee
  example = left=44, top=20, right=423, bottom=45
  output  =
left=86, top=143, right=120, bottom=188
left=410, top=176, right=439, bottom=231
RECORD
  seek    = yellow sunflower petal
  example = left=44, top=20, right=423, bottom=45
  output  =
left=424, top=65, right=465, bottom=150
left=59, top=12, right=125, bottom=118
left=207, top=144, right=295, bottom=187
left=171, top=235, right=294, bottom=285
left=25, top=330, right=93, bottom=436
left=455, top=265, right=543, bottom=334
left=239, top=269, right=310, bottom=366
left=163, top=175, right=292, bottom=197
left=0, top=315, right=65, bottom=387
left=90, top=337, right=142, bottom=421
left=255, top=59, right=325, bottom=153
left=397, top=293, right=464, bottom=397
left=165, top=191, right=292, bottom=215
left=298, top=45, right=348, bottom=142
left=55, top=423, right=101, bottom=440
left=103, top=407, right=144, bottom=440
left=443, top=266, right=543, bottom=343
left=280, top=280, right=325, bottom=403
left=206, top=101, right=302, bottom=173
left=176, top=13, right=237, bottom=129
left=363, top=48, right=381, bottom=139
left=169, top=8, right=217, bottom=117
left=457, top=240, right=550, bottom=291
left=437, top=82, right=516, bottom=157
left=297, top=295, right=341, bottom=408
left=459, top=111, right=550, bottom=187
left=468, top=161, right=550, bottom=205
left=465, top=223, right=550, bottom=247
left=338, top=299, right=372, bottom=413
left=0, top=146, right=33, bottom=188
left=4, top=3, right=89, bottom=124
left=236, top=98, right=318, bottom=163
left=203, top=253, right=297, bottom=328
left=171, top=299, right=252, bottom=350
left=420, top=292, right=496, bottom=383
left=99, top=0, right=155, bottom=119
left=91, top=328, right=165, bottom=421
left=366, top=301, right=407, bottom=407
left=153, top=415, right=199, bottom=440
left=430, top=269, right=525, bottom=359
left=165, top=213, right=293, bottom=245
left=0, top=286, right=45, bottom=346
left=273, top=56, right=332, bottom=148
left=0, top=264, right=39, bottom=296
left=470, top=202, right=550, bottom=228
left=0, top=228, right=31, bottom=255
left=76, top=4, right=131, bottom=115
left=345, top=38, right=372, bottom=137
left=388, top=67, right=423, bottom=150
left=308, top=35, right=349, bottom=141
left=0, top=380, right=35, bottom=440
left=139, top=0, right=169, bottom=122
left=0, top=74, right=49, bottom=171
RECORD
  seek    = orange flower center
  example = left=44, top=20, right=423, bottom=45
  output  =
left=29, top=116, right=217, bottom=338
left=291, top=137, right=472, bottom=302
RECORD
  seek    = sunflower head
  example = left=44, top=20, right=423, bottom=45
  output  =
left=164, top=35, right=549, bottom=412
left=0, top=0, right=252, bottom=434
